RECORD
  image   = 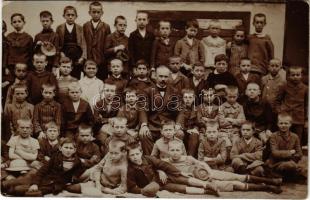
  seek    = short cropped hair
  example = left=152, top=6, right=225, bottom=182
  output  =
left=126, top=141, right=143, bottom=152
left=253, top=13, right=266, bottom=24
left=60, top=137, right=77, bottom=148
left=136, top=11, right=148, bottom=19
left=12, top=83, right=28, bottom=94
left=78, top=123, right=93, bottom=134
left=114, top=15, right=126, bottom=26
left=108, top=139, right=126, bottom=152
left=33, top=53, right=47, bottom=61
left=84, top=60, right=97, bottom=69
left=11, top=13, right=25, bottom=23
left=124, top=87, right=137, bottom=95
left=39, top=11, right=53, bottom=21
left=59, top=56, right=72, bottom=64
left=111, top=117, right=127, bottom=127
left=214, top=54, right=228, bottom=64
left=45, top=121, right=59, bottom=131
left=161, top=120, right=175, bottom=129
left=63, top=6, right=78, bottom=16
left=205, top=121, right=219, bottom=130
left=225, top=85, right=239, bottom=94
left=67, top=81, right=82, bottom=92
left=158, top=20, right=171, bottom=28
left=89, top=1, right=103, bottom=10
left=181, top=88, right=195, bottom=96
left=42, top=82, right=56, bottom=93
left=241, top=121, right=255, bottom=130
left=135, top=59, right=149, bottom=69
left=192, top=62, right=204, bottom=69
left=277, top=112, right=293, bottom=122
left=17, top=118, right=33, bottom=128
left=287, top=66, right=303, bottom=75
left=186, top=19, right=199, bottom=29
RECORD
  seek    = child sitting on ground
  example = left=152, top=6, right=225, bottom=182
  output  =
left=198, top=122, right=227, bottom=170
left=76, top=124, right=101, bottom=169
left=166, top=139, right=282, bottom=194
left=230, top=121, right=264, bottom=176
left=151, top=120, right=187, bottom=160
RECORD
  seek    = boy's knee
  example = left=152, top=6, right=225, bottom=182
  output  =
left=278, top=161, right=297, bottom=171
left=232, top=158, right=244, bottom=168
left=141, top=182, right=160, bottom=197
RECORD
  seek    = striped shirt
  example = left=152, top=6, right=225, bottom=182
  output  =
left=33, top=100, right=62, bottom=133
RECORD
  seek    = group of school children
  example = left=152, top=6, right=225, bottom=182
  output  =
left=1, top=1, right=308, bottom=197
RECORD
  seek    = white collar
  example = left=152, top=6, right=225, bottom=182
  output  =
left=137, top=77, right=148, bottom=82
left=244, top=137, right=253, bottom=145
left=65, top=23, right=74, bottom=32
left=139, top=29, right=146, bottom=37
left=254, top=31, right=266, bottom=38
left=91, top=20, right=100, bottom=28
left=171, top=73, right=178, bottom=80
left=112, top=74, right=121, bottom=79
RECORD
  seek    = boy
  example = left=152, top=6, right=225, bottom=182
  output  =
left=57, top=5, right=86, bottom=79
left=266, top=113, right=304, bottom=180
left=206, top=54, right=238, bottom=98
left=79, top=60, right=104, bottom=109
left=276, top=66, right=307, bottom=142
left=262, top=58, right=286, bottom=113
left=198, top=123, right=227, bottom=170
left=94, top=81, right=120, bottom=131
left=174, top=19, right=204, bottom=75
left=128, top=11, right=155, bottom=69
left=230, top=121, right=264, bottom=176
left=23, top=138, right=85, bottom=196
left=188, top=62, right=208, bottom=105
left=7, top=119, right=39, bottom=164
left=5, top=63, right=28, bottom=106
left=102, top=117, right=136, bottom=155
left=104, top=16, right=129, bottom=76
left=57, top=56, right=77, bottom=102
left=167, top=140, right=282, bottom=194
left=33, top=83, right=62, bottom=139
left=128, top=59, right=155, bottom=96
left=104, top=58, right=128, bottom=96
left=151, top=20, right=175, bottom=69
left=176, top=89, right=200, bottom=156
left=196, top=88, right=220, bottom=130
left=26, top=53, right=58, bottom=105
left=117, top=88, right=149, bottom=137
left=7, top=13, right=33, bottom=74
left=34, top=11, right=59, bottom=72
left=1, top=121, right=61, bottom=194
left=4, top=84, right=34, bottom=137
left=127, top=142, right=219, bottom=197
left=76, top=124, right=101, bottom=168
left=151, top=121, right=187, bottom=160
left=85, top=140, right=127, bottom=195
left=226, top=27, right=248, bottom=76
left=62, top=82, right=94, bottom=138
left=248, top=13, right=274, bottom=76
left=234, top=57, right=261, bottom=102
left=83, top=1, right=111, bottom=80
left=37, top=121, right=60, bottom=165
left=167, top=56, right=190, bottom=93
left=201, top=20, right=226, bottom=69
left=243, top=82, right=273, bottom=143
left=218, top=86, right=245, bottom=147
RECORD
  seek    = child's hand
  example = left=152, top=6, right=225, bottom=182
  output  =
left=187, top=128, right=199, bottom=135
left=78, top=57, right=84, bottom=64
left=290, top=150, right=296, bottom=155
left=2, top=81, right=10, bottom=88
left=157, top=170, right=167, bottom=184
left=5, top=68, right=10, bottom=75
left=139, top=126, right=151, bottom=138
left=28, top=184, right=38, bottom=192
left=44, top=156, right=50, bottom=161
left=182, top=63, right=192, bottom=71
left=114, top=44, right=125, bottom=52
left=38, top=132, right=46, bottom=140
left=36, top=41, right=43, bottom=45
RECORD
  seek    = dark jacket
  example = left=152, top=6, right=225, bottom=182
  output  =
left=83, top=20, right=111, bottom=65
left=128, top=29, right=155, bottom=67
left=33, top=152, right=85, bottom=194
left=127, top=155, right=181, bottom=193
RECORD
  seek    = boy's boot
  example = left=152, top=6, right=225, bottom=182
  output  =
left=246, top=183, right=283, bottom=194
left=247, top=175, right=282, bottom=186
